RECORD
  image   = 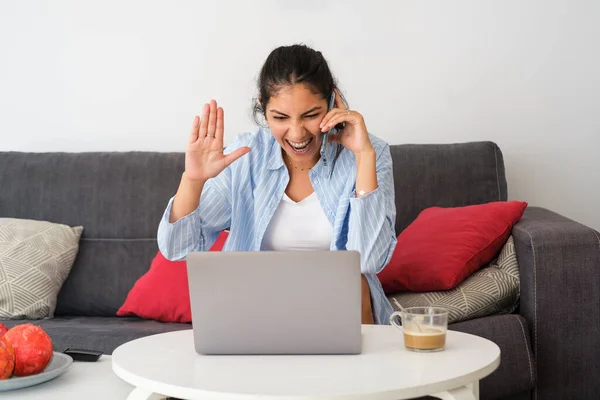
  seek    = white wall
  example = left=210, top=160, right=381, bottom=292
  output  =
left=1, top=0, right=599, bottom=230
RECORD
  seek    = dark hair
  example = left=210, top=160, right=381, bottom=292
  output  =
left=252, top=44, right=345, bottom=174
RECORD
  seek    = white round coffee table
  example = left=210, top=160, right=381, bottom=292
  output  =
left=112, top=325, right=500, bottom=400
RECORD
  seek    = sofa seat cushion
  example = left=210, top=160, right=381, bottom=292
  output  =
left=0, top=316, right=190, bottom=355
left=449, top=314, right=536, bottom=400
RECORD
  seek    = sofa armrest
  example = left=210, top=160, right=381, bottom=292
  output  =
left=512, top=206, right=600, bottom=400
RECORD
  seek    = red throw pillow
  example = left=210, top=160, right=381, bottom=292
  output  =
left=117, top=231, right=229, bottom=323
left=378, top=201, right=527, bottom=293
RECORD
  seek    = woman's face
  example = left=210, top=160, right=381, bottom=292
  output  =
left=265, top=83, right=328, bottom=166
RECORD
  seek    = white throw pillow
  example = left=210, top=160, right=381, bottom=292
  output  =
left=0, top=218, right=83, bottom=319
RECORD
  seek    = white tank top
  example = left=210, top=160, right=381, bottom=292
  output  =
left=260, top=192, right=333, bottom=251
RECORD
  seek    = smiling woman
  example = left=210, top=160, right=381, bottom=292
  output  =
left=157, top=44, right=397, bottom=325
left=268, top=84, right=325, bottom=159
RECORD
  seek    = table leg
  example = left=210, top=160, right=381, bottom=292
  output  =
left=468, top=381, right=479, bottom=399
left=126, top=387, right=167, bottom=400
left=431, top=381, right=479, bottom=400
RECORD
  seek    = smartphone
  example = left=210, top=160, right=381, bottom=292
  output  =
left=63, top=348, right=103, bottom=362
left=320, top=92, right=343, bottom=166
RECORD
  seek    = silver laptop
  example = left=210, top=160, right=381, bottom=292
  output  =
left=186, top=250, right=362, bottom=355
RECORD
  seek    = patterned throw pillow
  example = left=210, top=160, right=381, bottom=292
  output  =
left=0, top=218, right=83, bottom=319
left=387, top=236, right=519, bottom=324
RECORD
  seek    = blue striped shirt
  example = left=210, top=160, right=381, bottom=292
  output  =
left=157, top=128, right=397, bottom=324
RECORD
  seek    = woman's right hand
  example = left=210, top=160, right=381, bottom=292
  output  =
left=184, top=99, right=250, bottom=183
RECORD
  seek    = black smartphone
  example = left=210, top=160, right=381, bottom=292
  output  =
left=321, top=91, right=344, bottom=166
left=63, top=348, right=103, bottom=362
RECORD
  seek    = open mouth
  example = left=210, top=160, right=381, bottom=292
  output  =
left=286, top=138, right=313, bottom=154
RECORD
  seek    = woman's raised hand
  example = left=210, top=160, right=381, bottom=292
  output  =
left=184, top=99, right=250, bottom=182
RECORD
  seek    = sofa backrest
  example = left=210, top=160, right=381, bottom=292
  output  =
left=0, top=141, right=506, bottom=317
left=0, top=152, right=184, bottom=317
left=389, top=141, right=507, bottom=234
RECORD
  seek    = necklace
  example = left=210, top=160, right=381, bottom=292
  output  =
left=284, top=155, right=318, bottom=172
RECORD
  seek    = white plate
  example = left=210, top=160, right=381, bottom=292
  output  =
left=0, top=352, right=73, bottom=391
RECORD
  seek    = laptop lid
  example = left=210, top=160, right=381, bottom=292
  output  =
left=187, top=250, right=362, bottom=355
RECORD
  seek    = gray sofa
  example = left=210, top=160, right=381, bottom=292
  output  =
left=1, top=142, right=598, bottom=400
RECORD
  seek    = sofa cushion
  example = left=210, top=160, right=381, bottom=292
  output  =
left=388, top=236, right=520, bottom=324
left=0, top=317, right=190, bottom=355
left=378, top=201, right=527, bottom=292
left=0, top=152, right=185, bottom=317
left=0, top=218, right=83, bottom=319
left=55, top=239, right=159, bottom=317
left=117, top=231, right=229, bottom=323
left=116, top=251, right=192, bottom=323
left=389, top=142, right=507, bottom=235
left=449, top=315, right=536, bottom=400
left=0, top=152, right=183, bottom=239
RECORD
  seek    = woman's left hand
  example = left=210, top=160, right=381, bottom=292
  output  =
left=319, top=89, right=374, bottom=155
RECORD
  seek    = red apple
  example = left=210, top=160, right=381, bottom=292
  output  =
left=0, top=323, right=8, bottom=337
left=0, top=338, right=15, bottom=379
left=4, top=324, right=53, bottom=377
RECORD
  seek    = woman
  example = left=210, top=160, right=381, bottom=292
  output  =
left=158, top=44, right=397, bottom=324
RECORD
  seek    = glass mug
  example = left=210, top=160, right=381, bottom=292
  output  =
left=389, top=307, right=449, bottom=352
